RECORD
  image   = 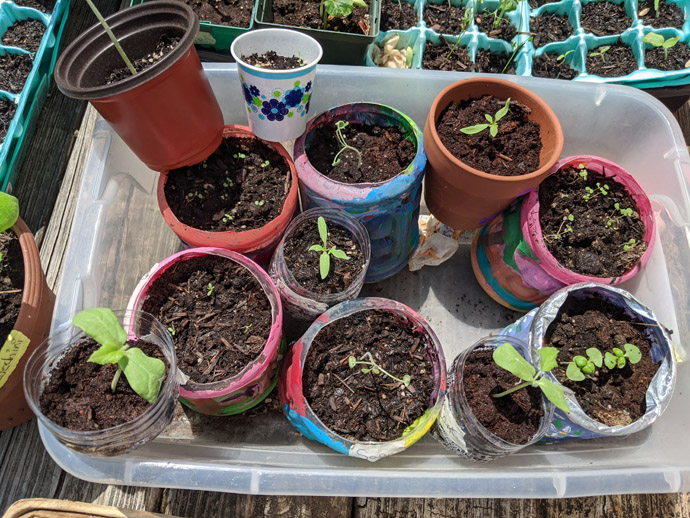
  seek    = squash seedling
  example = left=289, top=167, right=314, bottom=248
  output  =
left=491, top=343, right=570, bottom=414
left=0, top=192, right=19, bottom=262
left=308, top=216, right=350, bottom=280
left=460, top=98, right=511, bottom=138
left=604, top=343, right=642, bottom=369
left=565, top=347, right=603, bottom=381
left=320, top=0, right=368, bottom=30
left=73, top=308, right=166, bottom=404
left=332, top=120, right=363, bottom=169
left=643, top=32, right=680, bottom=61
left=348, top=352, right=411, bottom=388
left=589, top=45, right=611, bottom=63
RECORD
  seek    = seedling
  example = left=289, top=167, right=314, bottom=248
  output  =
left=589, top=45, right=611, bottom=63
left=502, top=34, right=533, bottom=74
left=254, top=200, right=266, bottom=207
left=0, top=192, right=19, bottom=262
left=546, top=213, right=574, bottom=242
left=446, top=6, right=474, bottom=59
left=577, top=163, right=588, bottom=180
left=73, top=308, right=165, bottom=403
left=233, top=152, right=247, bottom=160
left=556, top=49, right=575, bottom=64
left=201, top=159, right=208, bottom=169
left=207, top=282, right=214, bottom=296
left=221, top=214, right=233, bottom=224
left=223, top=177, right=234, bottom=188
left=308, top=216, right=350, bottom=280
left=606, top=202, right=634, bottom=228
left=348, top=352, right=411, bottom=387
left=261, top=160, right=270, bottom=168
left=582, top=182, right=609, bottom=202
left=491, top=0, right=517, bottom=30
left=643, top=32, right=680, bottom=61
left=604, top=343, right=642, bottom=369
left=320, top=0, right=368, bottom=30
left=167, top=326, right=175, bottom=336
left=243, top=323, right=253, bottom=334
left=332, top=120, right=363, bottom=169
left=85, top=0, right=137, bottom=76
left=491, top=343, right=570, bottom=414
left=460, top=98, right=511, bottom=138
left=623, top=238, right=637, bottom=252
left=565, top=347, right=603, bottom=381
left=187, top=191, right=203, bottom=200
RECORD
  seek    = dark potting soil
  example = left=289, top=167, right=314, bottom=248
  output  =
left=422, top=38, right=473, bottom=71
left=182, top=0, right=253, bottom=27
left=242, top=51, right=303, bottom=69
left=538, top=165, right=647, bottom=277
left=273, top=0, right=371, bottom=35
left=645, top=42, right=690, bottom=71
left=638, top=0, right=685, bottom=29
left=381, top=0, right=418, bottom=31
left=303, top=309, right=435, bottom=442
left=14, top=0, right=54, bottom=12
left=283, top=219, right=365, bottom=294
left=474, top=48, right=516, bottom=74
left=0, top=53, right=33, bottom=94
left=530, top=13, right=573, bottom=48
left=528, top=0, right=559, bottom=8
left=0, top=100, right=17, bottom=143
left=141, top=255, right=272, bottom=385
left=532, top=52, right=579, bottom=79
left=580, top=1, right=632, bottom=36
left=165, top=137, right=291, bottom=232
left=106, top=35, right=180, bottom=84
left=2, top=19, right=46, bottom=53
left=586, top=42, right=637, bottom=76
left=423, top=3, right=470, bottom=35
left=436, top=95, right=541, bottom=176
left=306, top=122, right=416, bottom=184
left=39, top=338, right=167, bottom=430
left=0, top=232, right=24, bottom=346
left=463, top=349, right=544, bottom=444
left=475, top=10, right=517, bottom=42
left=545, top=294, right=660, bottom=426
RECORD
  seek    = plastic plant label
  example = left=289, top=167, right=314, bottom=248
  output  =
left=195, top=32, right=216, bottom=46
left=0, top=330, right=30, bottom=389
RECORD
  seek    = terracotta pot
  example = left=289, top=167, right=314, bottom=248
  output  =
left=157, top=125, right=299, bottom=265
left=423, top=77, right=564, bottom=230
left=0, top=217, right=55, bottom=431
left=54, top=0, right=224, bottom=172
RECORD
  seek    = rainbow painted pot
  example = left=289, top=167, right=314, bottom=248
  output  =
left=471, top=155, right=656, bottom=312
left=128, top=247, right=284, bottom=415
left=293, top=103, right=427, bottom=283
left=279, top=297, right=447, bottom=461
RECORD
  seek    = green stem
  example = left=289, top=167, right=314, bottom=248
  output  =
left=111, top=366, right=123, bottom=393
left=84, top=0, right=138, bottom=76
left=358, top=352, right=407, bottom=385
left=491, top=380, right=531, bottom=398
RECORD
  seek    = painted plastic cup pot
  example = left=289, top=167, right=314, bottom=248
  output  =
left=471, top=156, right=656, bottom=312
left=501, top=283, right=676, bottom=440
left=128, top=247, right=284, bottom=415
left=432, top=336, right=554, bottom=462
left=230, top=29, right=322, bottom=141
left=54, top=1, right=224, bottom=172
left=279, top=297, right=447, bottom=461
left=268, top=207, right=371, bottom=321
left=294, top=102, right=427, bottom=282
left=23, top=310, right=179, bottom=456
left=423, top=77, right=564, bottom=230
left=157, top=125, right=299, bottom=265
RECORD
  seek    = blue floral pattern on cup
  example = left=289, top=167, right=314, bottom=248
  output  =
left=240, top=77, right=312, bottom=122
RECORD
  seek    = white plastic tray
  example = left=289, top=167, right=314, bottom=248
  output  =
left=43, top=65, right=690, bottom=498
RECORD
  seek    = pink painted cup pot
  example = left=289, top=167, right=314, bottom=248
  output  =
left=471, top=155, right=657, bottom=312
left=128, top=247, right=284, bottom=415
left=157, top=125, right=299, bottom=266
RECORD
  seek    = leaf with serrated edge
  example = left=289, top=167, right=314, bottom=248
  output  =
left=88, top=343, right=125, bottom=365
left=121, top=347, right=166, bottom=403
left=587, top=347, right=603, bottom=368
left=624, top=343, right=642, bottom=364
left=536, top=378, right=570, bottom=413
left=566, top=361, right=585, bottom=381
left=538, top=347, right=559, bottom=372
left=73, top=308, right=127, bottom=349
left=493, top=343, right=535, bottom=382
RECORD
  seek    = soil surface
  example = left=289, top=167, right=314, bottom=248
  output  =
left=182, top=0, right=253, bottom=26
left=638, top=0, right=685, bottom=29
left=580, top=1, right=632, bottom=36
left=545, top=294, right=661, bottom=426
left=586, top=42, right=637, bottom=76
left=0, top=53, right=33, bottom=94
left=538, top=165, right=647, bottom=277
left=165, top=136, right=291, bottom=232
left=381, top=0, right=417, bottom=31
left=532, top=52, right=579, bottom=78
left=423, top=3, right=470, bottom=34
left=273, top=0, right=371, bottom=34
left=645, top=42, right=690, bottom=71
left=107, top=35, right=180, bottom=84
left=140, top=255, right=272, bottom=385
left=306, top=122, right=416, bottom=184
left=528, top=0, right=559, bottom=8
left=283, top=219, right=365, bottom=294
left=0, top=232, right=23, bottom=345
left=39, top=338, right=167, bottom=430
left=436, top=95, right=541, bottom=176
left=475, top=9, right=517, bottom=41
left=422, top=38, right=473, bottom=71
left=2, top=19, right=46, bottom=53
left=14, top=0, right=54, bottom=12
left=530, top=12, right=573, bottom=47
left=303, top=309, right=435, bottom=442
left=463, top=348, right=544, bottom=444
left=474, top=48, right=517, bottom=73
left=242, top=51, right=303, bottom=69
left=0, top=100, right=17, bottom=143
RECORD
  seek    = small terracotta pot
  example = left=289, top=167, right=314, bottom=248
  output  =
left=157, top=125, right=299, bottom=265
left=423, top=77, right=564, bottom=230
left=54, top=0, right=224, bottom=172
left=0, top=217, right=55, bottom=431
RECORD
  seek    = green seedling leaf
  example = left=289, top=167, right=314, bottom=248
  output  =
left=331, top=248, right=350, bottom=260
left=587, top=347, right=603, bottom=368
left=88, top=343, right=125, bottom=365
left=494, top=98, right=511, bottom=122
left=121, top=347, right=166, bottom=404
left=310, top=216, right=350, bottom=280
left=459, top=123, right=490, bottom=135
left=535, top=377, right=570, bottom=414
left=618, top=356, right=626, bottom=368
left=581, top=362, right=595, bottom=374
left=349, top=351, right=412, bottom=389
left=574, top=356, right=588, bottom=368
left=624, top=343, right=642, bottom=364
left=402, top=374, right=411, bottom=387
left=320, top=251, right=330, bottom=279
left=318, top=216, right=328, bottom=243
left=309, top=244, right=324, bottom=252
left=566, top=361, right=586, bottom=381
left=604, top=351, right=617, bottom=369
left=538, top=347, right=560, bottom=372
left=348, top=355, right=357, bottom=369
left=643, top=32, right=665, bottom=47
left=0, top=193, right=19, bottom=234
left=492, top=343, right=536, bottom=382
left=73, top=308, right=127, bottom=349
left=613, top=347, right=624, bottom=357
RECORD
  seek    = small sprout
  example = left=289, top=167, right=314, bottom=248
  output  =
left=207, top=282, right=214, bottom=296
left=223, top=177, right=234, bottom=188
left=491, top=343, right=570, bottom=414
left=643, top=32, right=680, bottom=61
left=589, top=45, right=611, bottom=63
left=233, top=152, right=247, bottom=160
left=557, top=49, right=575, bottom=63
left=261, top=160, right=270, bottom=168
left=308, top=216, right=350, bottom=279
left=606, top=202, right=634, bottom=228
left=623, top=238, right=637, bottom=252
left=460, top=98, right=511, bottom=138
left=254, top=200, right=266, bottom=206
left=565, top=347, right=603, bottom=381
left=222, top=214, right=233, bottom=224
left=243, top=323, right=253, bottom=334
left=167, top=326, right=176, bottom=336
left=348, top=352, right=411, bottom=388
left=578, top=163, right=588, bottom=180
left=320, top=0, right=368, bottom=30
left=332, top=120, right=363, bottom=169
left=201, top=159, right=208, bottom=169
left=187, top=191, right=203, bottom=200
left=491, top=0, right=518, bottom=30
left=604, top=343, right=642, bottom=369
left=447, top=6, right=474, bottom=58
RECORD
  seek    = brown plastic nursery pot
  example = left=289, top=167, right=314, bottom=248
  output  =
left=54, top=0, right=224, bottom=172
left=423, top=78, right=564, bottom=230
left=0, top=218, right=55, bottom=431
